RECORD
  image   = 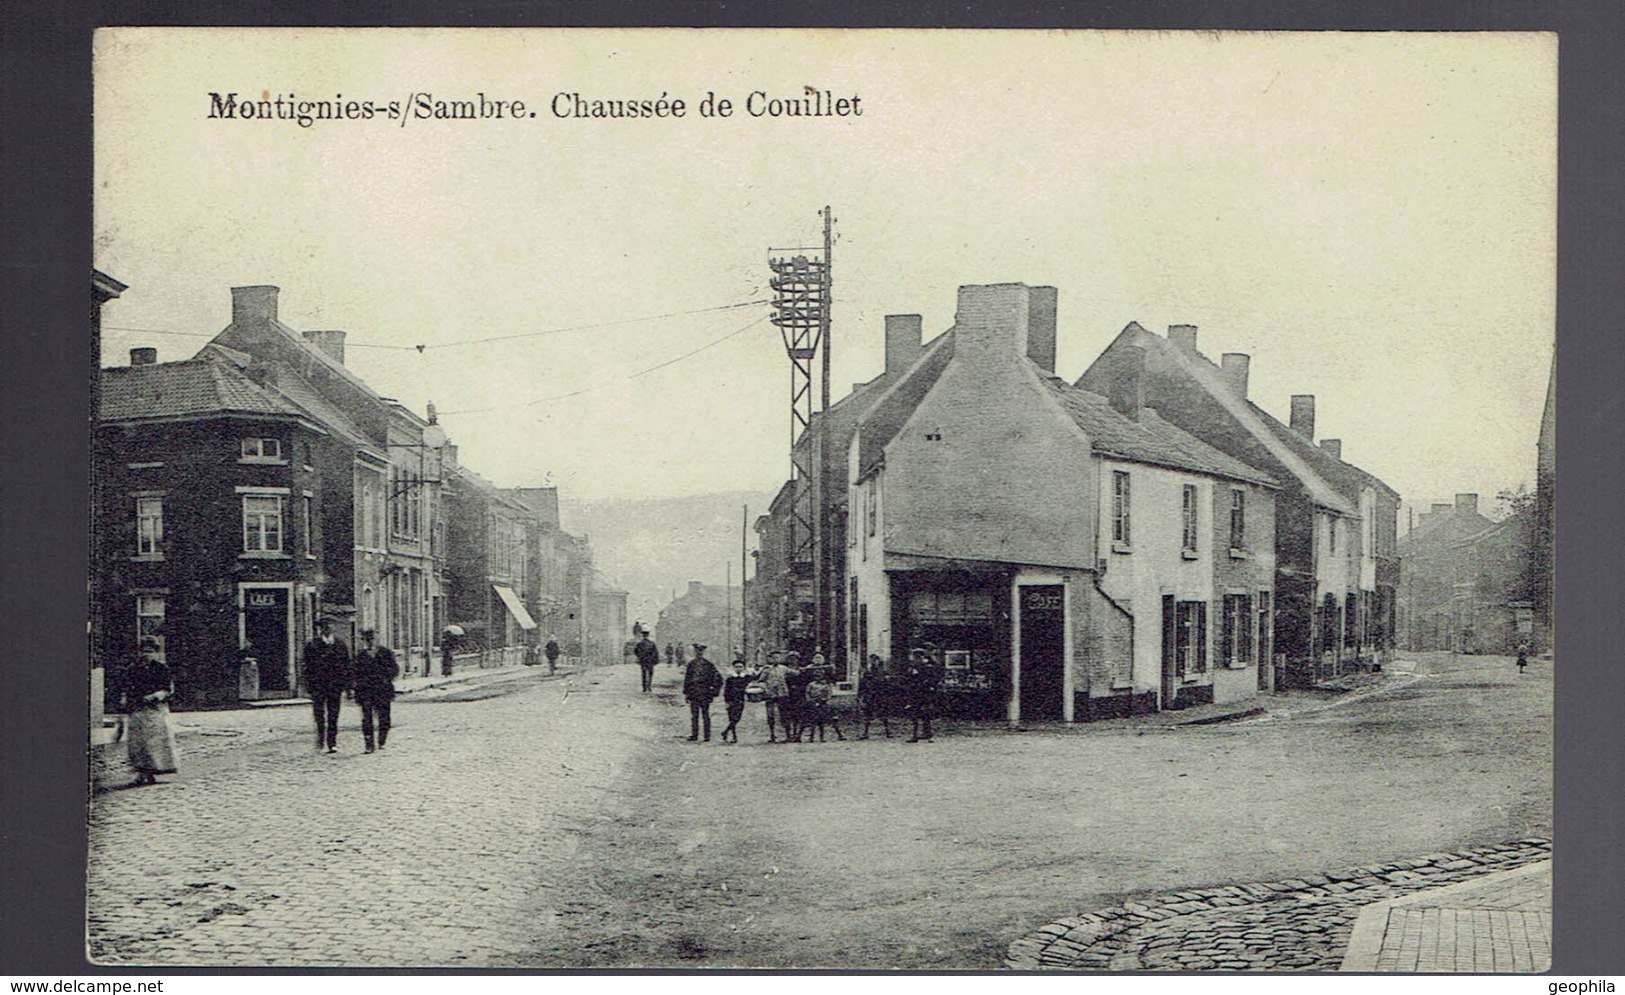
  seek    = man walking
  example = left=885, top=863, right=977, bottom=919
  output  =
left=302, top=617, right=352, bottom=754
left=353, top=627, right=399, bottom=754
left=683, top=643, right=723, bottom=742
left=634, top=630, right=661, bottom=692
left=544, top=633, right=561, bottom=675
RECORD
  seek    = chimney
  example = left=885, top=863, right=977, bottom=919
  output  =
left=1168, top=324, right=1198, bottom=353
left=688, top=580, right=704, bottom=595
left=231, top=285, right=279, bottom=323
left=1431, top=502, right=1452, bottom=515
left=129, top=347, right=157, bottom=366
left=1454, top=493, right=1479, bottom=517
left=302, top=330, right=347, bottom=365
left=1220, top=353, right=1251, bottom=398
left=1320, top=438, right=1342, bottom=461
left=954, top=284, right=1031, bottom=362
left=884, top=314, right=924, bottom=376
left=1289, top=395, right=1316, bottom=441
left=1026, top=286, right=1058, bottom=373
left=1106, top=344, right=1146, bottom=421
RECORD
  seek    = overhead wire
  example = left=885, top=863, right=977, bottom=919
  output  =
left=437, top=312, right=772, bottom=417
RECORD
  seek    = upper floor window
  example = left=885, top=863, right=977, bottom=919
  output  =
left=241, top=437, right=283, bottom=462
left=1181, top=484, right=1199, bottom=554
left=1230, top=489, right=1247, bottom=550
left=1112, top=471, right=1132, bottom=546
left=1328, top=517, right=1338, bottom=556
left=866, top=480, right=878, bottom=537
left=135, top=496, right=163, bottom=555
left=243, top=494, right=284, bottom=552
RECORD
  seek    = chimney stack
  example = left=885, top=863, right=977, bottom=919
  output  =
left=1320, top=438, right=1342, bottom=461
left=954, top=284, right=1032, bottom=362
left=129, top=347, right=157, bottom=366
left=688, top=580, right=704, bottom=595
left=1106, top=344, right=1147, bottom=421
left=1431, top=502, right=1452, bottom=515
left=1454, top=493, right=1479, bottom=517
left=302, top=330, right=347, bottom=366
left=884, top=314, right=924, bottom=376
left=231, top=285, right=280, bottom=323
left=1220, top=353, right=1251, bottom=398
left=1026, top=286, right=1058, bottom=373
left=1168, top=324, right=1198, bottom=353
left=1290, top=395, right=1316, bottom=441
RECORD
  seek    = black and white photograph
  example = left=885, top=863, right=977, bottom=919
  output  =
left=84, top=28, right=1557, bottom=972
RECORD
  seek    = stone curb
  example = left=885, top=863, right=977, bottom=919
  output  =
left=1005, top=837, right=1552, bottom=971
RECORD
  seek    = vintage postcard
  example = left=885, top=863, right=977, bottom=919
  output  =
left=89, top=28, right=1555, bottom=971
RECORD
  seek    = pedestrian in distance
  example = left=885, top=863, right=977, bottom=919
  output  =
left=758, top=650, right=793, bottom=743
left=905, top=645, right=945, bottom=743
left=683, top=643, right=723, bottom=741
left=634, top=630, right=661, bottom=692
left=719, top=656, right=757, bottom=744
left=804, top=661, right=845, bottom=742
left=353, top=627, right=399, bottom=754
left=303, top=617, right=353, bottom=754
left=121, top=638, right=177, bottom=786
left=544, top=633, right=561, bottom=675
left=1517, top=644, right=1529, bottom=674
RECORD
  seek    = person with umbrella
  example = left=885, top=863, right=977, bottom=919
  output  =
left=441, top=624, right=465, bottom=677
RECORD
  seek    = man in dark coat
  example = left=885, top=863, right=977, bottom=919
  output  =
left=544, top=634, right=561, bottom=675
left=302, top=617, right=352, bottom=754
left=634, top=632, right=661, bottom=692
left=905, top=645, right=945, bottom=743
left=353, top=627, right=399, bottom=754
left=683, top=643, right=723, bottom=742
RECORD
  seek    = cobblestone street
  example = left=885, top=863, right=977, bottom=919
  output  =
left=88, top=666, right=652, bottom=967
left=87, top=651, right=1551, bottom=969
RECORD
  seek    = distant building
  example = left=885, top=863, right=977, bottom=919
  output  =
left=1078, top=322, right=1401, bottom=686
left=585, top=571, right=629, bottom=666
left=443, top=461, right=538, bottom=668
left=848, top=284, right=1279, bottom=721
left=1397, top=495, right=1496, bottom=651
left=655, top=581, right=742, bottom=662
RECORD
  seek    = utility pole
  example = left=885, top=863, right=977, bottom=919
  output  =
left=817, top=206, right=834, bottom=674
left=741, top=503, right=750, bottom=665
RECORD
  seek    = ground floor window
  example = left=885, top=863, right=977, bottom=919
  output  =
left=1222, top=593, right=1254, bottom=665
left=892, top=576, right=1010, bottom=716
left=1175, top=600, right=1207, bottom=675
left=136, top=595, right=165, bottom=661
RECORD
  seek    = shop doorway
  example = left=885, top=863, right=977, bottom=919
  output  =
left=1018, top=585, right=1065, bottom=722
left=242, top=585, right=292, bottom=695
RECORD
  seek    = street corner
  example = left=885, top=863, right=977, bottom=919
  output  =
left=1007, top=838, right=1553, bottom=972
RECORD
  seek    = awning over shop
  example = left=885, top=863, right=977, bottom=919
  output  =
left=493, top=584, right=538, bottom=630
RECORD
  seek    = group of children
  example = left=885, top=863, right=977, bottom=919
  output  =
left=712, top=650, right=845, bottom=745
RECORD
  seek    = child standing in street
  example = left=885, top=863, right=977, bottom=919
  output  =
left=719, top=657, right=756, bottom=744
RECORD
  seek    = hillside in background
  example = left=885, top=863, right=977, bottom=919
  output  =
left=559, top=490, right=775, bottom=628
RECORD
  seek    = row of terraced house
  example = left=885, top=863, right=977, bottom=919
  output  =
left=750, top=282, right=1399, bottom=722
left=91, top=276, right=630, bottom=710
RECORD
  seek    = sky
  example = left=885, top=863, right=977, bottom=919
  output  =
left=94, top=29, right=1556, bottom=519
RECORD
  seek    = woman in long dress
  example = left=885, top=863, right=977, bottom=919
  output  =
left=123, top=639, right=177, bottom=786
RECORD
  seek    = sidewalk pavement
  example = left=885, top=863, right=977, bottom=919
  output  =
left=89, top=663, right=570, bottom=747
left=1339, top=859, right=1551, bottom=973
left=1006, top=837, right=1552, bottom=971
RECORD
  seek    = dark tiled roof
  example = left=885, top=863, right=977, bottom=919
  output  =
left=1043, top=377, right=1278, bottom=486
left=856, top=330, right=956, bottom=475
left=100, top=357, right=304, bottom=423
